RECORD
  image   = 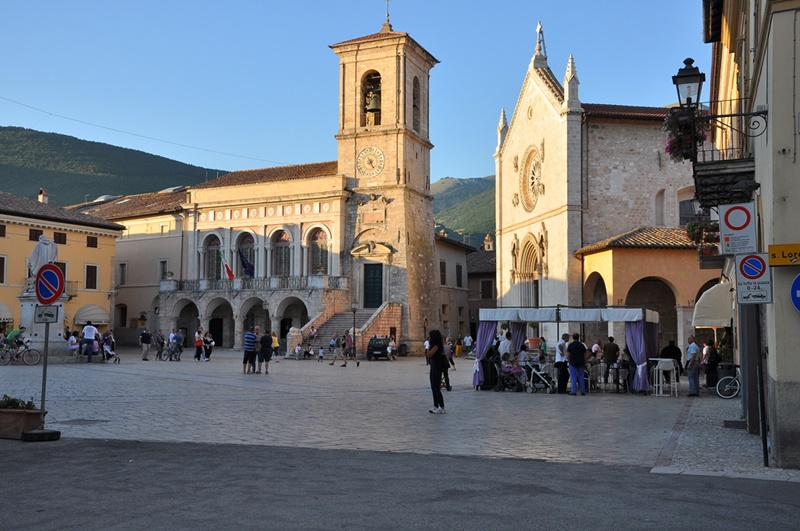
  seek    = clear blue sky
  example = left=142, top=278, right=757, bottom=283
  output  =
left=2, top=0, right=709, bottom=182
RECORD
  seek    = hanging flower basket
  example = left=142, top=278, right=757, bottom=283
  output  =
left=686, top=219, right=719, bottom=244
left=663, top=108, right=706, bottom=162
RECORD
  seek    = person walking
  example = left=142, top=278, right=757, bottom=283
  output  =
left=554, top=333, right=570, bottom=394
left=243, top=326, right=258, bottom=374
left=194, top=327, right=206, bottom=361
left=140, top=327, right=152, bottom=361
left=426, top=329, right=446, bottom=414
left=567, top=333, right=587, bottom=395
left=257, top=329, right=272, bottom=374
left=271, top=331, right=281, bottom=363
left=203, top=332, right=214, bottom=361
left=155, top=329, right=166, bottom=360
left=329, top=334, right=344, bottom=366
left=686, top=335, right=701, bottom=396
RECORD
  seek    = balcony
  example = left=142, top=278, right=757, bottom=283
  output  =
left=161, top=275, right=348, bottom=294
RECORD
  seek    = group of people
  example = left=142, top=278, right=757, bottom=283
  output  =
left=64, top=321, right=118, bottom=363
left=328, top=331, right=360, bottom=368
left=242, top=327, right=281, bottom=374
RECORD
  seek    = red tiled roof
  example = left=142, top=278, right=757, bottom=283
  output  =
left=193, top=161, right=338, bottom=190
left=576, top=226, right=695, bottom=256
left=467, top=249, right=496, bottom=274
left=583, top=103, right=670, bottom=121
left=0, top=191, right=124, bottom=231
left=70, top=188, right=188, bottom=221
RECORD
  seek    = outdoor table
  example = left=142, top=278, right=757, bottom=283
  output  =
left=608, top=364, right=626, bottom=393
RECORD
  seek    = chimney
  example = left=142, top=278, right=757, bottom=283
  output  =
left=38, top=188, right=49, bottom=204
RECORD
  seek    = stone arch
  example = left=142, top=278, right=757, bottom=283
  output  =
left=234, top=230, right=256, bottom=278
left=305, top=226, right=330, bottom=275
left=201, top=232, right=223, bottom=280
left=518, top=233, right=540, bottom=307
left=583, top=271, right=609, bottom=307
left=274, top=296, right=310, bottom=338
left=361, top=69, right=382, bottom=127
left=625, top=276, right=678, bottom=348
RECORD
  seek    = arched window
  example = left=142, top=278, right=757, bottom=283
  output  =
left=308, top=229, right=328, bottom=275
left=237, top=233, right=255, bottom=277
left=412, top=77, right=420, bottom=132
left=655, top=189, right=665, bottom=226
left=361, top=71, right=381, bottom=127
left=205, top=235, right=221, bottom=279
left=272, top=230, right=291, bottom=277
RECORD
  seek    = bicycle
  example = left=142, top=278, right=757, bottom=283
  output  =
left=716, top=367, right=740, bottom=399
left=0, top=342, right=42, bottom=366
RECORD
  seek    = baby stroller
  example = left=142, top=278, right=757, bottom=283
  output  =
left=102, top=343, right=120, bottom=364
left=525, top=360, right=555, bottom=394
left=493, top=362, right=525, bottom=392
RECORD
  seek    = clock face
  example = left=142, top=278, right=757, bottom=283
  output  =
left=356, top=146, right=385, bottom=177
left=519, top=149, right=542, bottom=212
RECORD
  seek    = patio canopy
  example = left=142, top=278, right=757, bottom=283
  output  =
left=479, top=307, right=659, bottom=324
left=692, top=282, right=734, bottom=328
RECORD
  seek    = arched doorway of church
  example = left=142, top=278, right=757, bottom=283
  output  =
left=175, top=300, right=200, bottom=348
left=625, top=277, right=677, bottom=350
left=518, top=240, right=540, bottom=307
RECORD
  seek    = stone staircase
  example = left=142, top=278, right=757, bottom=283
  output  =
left=306, top=309, right=376, bottom=350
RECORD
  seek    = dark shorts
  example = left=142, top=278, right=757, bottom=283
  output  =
left=258, top=350, right=273, bottom=363
left=243, top=350, right=256, bottom=364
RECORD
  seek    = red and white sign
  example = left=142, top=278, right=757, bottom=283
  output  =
left=720, top=203, right=757, bottom=255
left=735, top=253, right=772, bottom=304
left=35, top=263, right=65, bottom=305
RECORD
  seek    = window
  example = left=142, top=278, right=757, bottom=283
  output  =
left=53, top=261, right=66, bottom=276
left=0, top=225, right=5, bottom=237
left=439, top=261, right=447, bottom=285
left=118, top=263, right=127, bottom=286
left=679, top=199, right=702, bottom=226
left=205, top=236, right=221, bottom=279
left=237, top=234, right=255, bottom=277
left=272, top=230, right=291, bottom=277
left=159, top=260, right=169, bottom=280
left=456, top=264, right=463, bottom=288
left=480, top=279, right=494, bottom=300
left=85, top=265, right=98, bottom=290
left=361, top=71, right=382, bottom=127
left=412, top=77, right=421, bottom=132
left=87, top=236, right=98, bottom=248
left=0, top=256, right=5, bottom=284
left=308, top=229, right=328, bottom=275
left=54, top=232, right=67, bottom=244
left=29, top=229, right=43, bottom=241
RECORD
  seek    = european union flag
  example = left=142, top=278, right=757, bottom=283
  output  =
left=238, top=248, right=255, bottom=277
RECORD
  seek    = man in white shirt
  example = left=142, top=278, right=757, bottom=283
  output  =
left=555, top=333, right=570, bottom=394
left=463, top=335, right=473, bottom=353
left=80, top=320, right=99, bottom=363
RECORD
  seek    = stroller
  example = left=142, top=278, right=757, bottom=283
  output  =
left=102, top=343, right=120, bottom=364
left=493, top=361, right=526, bottom=392
left=525, top=359, right=555, bottom=394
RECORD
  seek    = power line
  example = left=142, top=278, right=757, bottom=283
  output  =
left=0, top=95, right=286, bottom=166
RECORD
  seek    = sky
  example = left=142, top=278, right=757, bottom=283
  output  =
left=1, top=0, right=711, bottom=182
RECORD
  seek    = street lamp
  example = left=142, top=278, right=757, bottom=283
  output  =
left=351, top=300, right=357, bottom=360
left=672, top=58, right=705, bottom=108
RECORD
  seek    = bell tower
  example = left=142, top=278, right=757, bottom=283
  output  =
left=331, top=19, right=440, bottom=349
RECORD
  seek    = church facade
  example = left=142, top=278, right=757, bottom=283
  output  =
left=78, top=20, right=441, bottom=352
left=494, top=25, right=719, bottom=347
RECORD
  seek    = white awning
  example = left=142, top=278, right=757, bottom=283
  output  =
left=73, top=304, right=111, bottom=325
left=692, top=283, right=734, bottom=328
left=0, top=302, right=13, bottom=322
left=479, top=307, right=657, bottom=323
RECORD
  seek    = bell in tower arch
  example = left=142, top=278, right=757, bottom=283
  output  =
left=366, top=91, right=381, bottom=113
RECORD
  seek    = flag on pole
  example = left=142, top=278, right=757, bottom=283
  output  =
left=238, top=248, right=255, bottom=277
left=219, top=249, right=234, bottom=280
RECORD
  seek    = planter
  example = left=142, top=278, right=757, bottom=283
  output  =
left=0, top=409, right=46, bottom=439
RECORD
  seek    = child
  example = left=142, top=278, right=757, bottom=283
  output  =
left=318, top=345, right=325, bottom=363
left=294, top=344, right=302, bottom=360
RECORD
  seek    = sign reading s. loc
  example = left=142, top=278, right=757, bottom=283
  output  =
left=720, top=203, right=757, bottom=255
left=735, top=253, right=772, bottom=304
left=768, top=243, right=800, bottom=267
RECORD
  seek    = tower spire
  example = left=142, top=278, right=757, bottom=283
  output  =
left=533, top=21, right=548, bottom=68
left=381, top=0, right=393, bottom=32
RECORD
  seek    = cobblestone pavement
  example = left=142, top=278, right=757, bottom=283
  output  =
left=2, top=348, right=798, bottom=482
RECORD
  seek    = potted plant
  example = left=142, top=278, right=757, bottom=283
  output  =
left=686, top=219, right=719, bottom=245
left=0, top=394, right=45, bottom=439
left=663, top=108, right=707, bottom=162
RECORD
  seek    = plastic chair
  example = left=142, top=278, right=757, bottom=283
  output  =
left=652, top=359, right=678, bottom=397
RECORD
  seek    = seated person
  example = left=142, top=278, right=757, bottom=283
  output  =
left=67, top=331, right=80, bottom=353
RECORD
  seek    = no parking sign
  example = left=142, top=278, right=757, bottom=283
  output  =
left=735, top=253, right=772, bottom=304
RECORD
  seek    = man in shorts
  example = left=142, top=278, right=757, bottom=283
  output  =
left=329, top=334, right=343, bottom=366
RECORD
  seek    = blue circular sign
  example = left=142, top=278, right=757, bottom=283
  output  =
left=35, top=263, right=65, bottom=305
left=740, top=255, right=767, bottom=280
left=791, top=274, right=800, bottom=314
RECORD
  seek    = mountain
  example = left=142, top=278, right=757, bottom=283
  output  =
left=0, top=126, right=226, bottom=206
left=431, top=176, right=495, bottom=248
left=0, top=126, right=496, bottom=241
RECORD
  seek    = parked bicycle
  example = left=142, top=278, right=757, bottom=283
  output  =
left=716, top=367, right=740, bottom=399
left=0, top=341, right=42, bottom=366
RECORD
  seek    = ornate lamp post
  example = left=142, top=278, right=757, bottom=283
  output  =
left=672, top=58, right=705, bottom=109
left=351, top=300, right=357, bottom=360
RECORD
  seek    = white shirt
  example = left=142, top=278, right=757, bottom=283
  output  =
left=555, top=339, right=567, bottom=363
left=464, top=336, right=473, bottom=347
left=82, top=324, right=98, bottom=340
left=424, top=340, right=430, bottom=351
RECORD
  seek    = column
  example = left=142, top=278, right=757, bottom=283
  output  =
left=233, top=315, right=244, bottom=351
left=675, top=305, right=694, bottom=365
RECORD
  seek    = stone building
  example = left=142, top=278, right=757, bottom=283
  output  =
left=493, top=23, right=719, bottom=347
left=77, top=18, right=441, bottom=353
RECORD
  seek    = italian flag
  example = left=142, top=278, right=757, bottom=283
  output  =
left=219, top=250, right=234, bottom=280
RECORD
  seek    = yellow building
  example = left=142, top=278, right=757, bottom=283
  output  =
left=0, top=190, right=123, bottom=350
